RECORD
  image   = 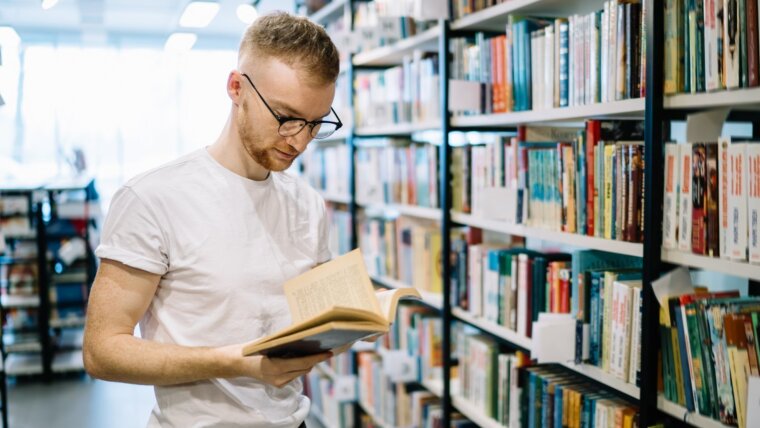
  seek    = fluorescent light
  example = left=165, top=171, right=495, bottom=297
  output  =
left=41, top=0, right=59, bottom=10
left=164, top=33, right=197, bottom=52
left=179, top=1, right=220, bottom=28
left=236, top=3, right=258, bottom=24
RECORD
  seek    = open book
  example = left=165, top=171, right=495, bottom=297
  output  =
left=242, top=249, right=421, bottom=358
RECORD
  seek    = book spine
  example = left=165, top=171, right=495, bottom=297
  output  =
left=705, top=0, right=722, bottom=90
left=696, top=0, right=706, bottom=92
left=724, top=0, right=740, bottom=88
left=616, top=3, right=627, bottom=100
left=663, top=143, right=681, bottom=249
left=728, top=143, right=749, bottom=261
left=740, top=0, right=748, bottom=87
left=559, top=20, right=570, bottom=107
left=719, top=138, right=731, bottom=258
left=748, top=0, right=760, bottom=86
left=706, top=143, right=720, bottom=257
left=748, top=144, right=760, bottom=263
left=679, top=143, right=695, bottom=251
left=692, top=143, right=708, bottom=255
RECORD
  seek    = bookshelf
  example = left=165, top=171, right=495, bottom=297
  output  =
left=352, top=25, right=440, bottom=66
left=308, top=0, right=348, bottom=25
left=661, top=249, right=760, bottom=281
left=664, top=86, right=760, bottom=110
left=451, top=211, right=644, bottom=257
left=451, top=98, right=646, bottom=128
left=657, top=396, right=735, bottom=428
left=306, top=0, right=680, bottom=426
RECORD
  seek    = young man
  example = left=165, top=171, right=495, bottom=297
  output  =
left=83, top=12, right=343, bottom=427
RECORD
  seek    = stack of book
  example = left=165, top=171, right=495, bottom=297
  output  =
left=452, top=122, right=646, bottom=243
left=659, top=290, right=760, bottom=428
left=455, top=326, right=531, bottom=426
left=523, top=365, right=640, bottom=428
left=451, top=1, right=646, bottom=115
left=353, top=53, right=440, bottom=129
left=664, top=0, right=760, bottom=94
left=662, top=139, right=760, bottom=260
left=355, top=142, right=439, bottom=208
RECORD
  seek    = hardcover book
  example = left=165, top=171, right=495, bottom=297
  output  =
left=242, top=249, right=421, bottom=357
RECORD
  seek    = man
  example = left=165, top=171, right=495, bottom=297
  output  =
left=83, top=12, right=343, bottom=427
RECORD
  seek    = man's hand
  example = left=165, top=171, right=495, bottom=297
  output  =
left=219, top=344, right=331, bottom=388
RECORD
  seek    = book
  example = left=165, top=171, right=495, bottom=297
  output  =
left=242, top=249, right=422, bottom=357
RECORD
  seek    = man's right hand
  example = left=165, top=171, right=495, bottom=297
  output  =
left=219, top=344, right=332, bottom=388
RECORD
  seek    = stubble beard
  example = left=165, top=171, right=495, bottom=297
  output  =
left=237, top=99, right=295, bottom=172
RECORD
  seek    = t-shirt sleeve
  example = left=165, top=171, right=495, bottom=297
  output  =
left=95, top=186, right=170, bottom=275
left=316, top=198, right=332, bottom=264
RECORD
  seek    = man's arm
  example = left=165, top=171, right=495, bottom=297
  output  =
left=83, top=259, right=330, bottom=387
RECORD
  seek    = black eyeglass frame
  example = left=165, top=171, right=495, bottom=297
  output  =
left=241, top=73, right=343, bottom=139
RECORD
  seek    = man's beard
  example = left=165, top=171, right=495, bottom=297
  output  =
left=237, top=100, right=294, bottom=172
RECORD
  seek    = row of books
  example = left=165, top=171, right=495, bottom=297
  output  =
left=524, top=365, right=640, bottom=428
left=662, top=139, right=760, bottom=261
left=353, top=52, right=440, bottom=129
left=355, top=142, right=440, bottom=209
left=452, top=122, right=646, bottom=243
left=455, top=328, right=530, bottom=425
left=353, top=1, right=435, bottom=54
left=659, top=289, right=758, bottom=428
left=304, top=370, right=356, bottom=428
left=1, top=263, right=37, bottom=295
left=450, top=0, right=508, bottom=21
left=303, top=144, right=350, bottom=198
left=327, top=205, right=352, bottom=258
left=664, top=0, right=760, bottom=94
left=0, top=195, right=29, bottom=215
left=4, top=308, right=37, bottom=331
left=451, top=1, right=646, bottom=115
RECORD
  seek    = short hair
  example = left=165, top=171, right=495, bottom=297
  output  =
left=239, top=11, right=340, bottom=86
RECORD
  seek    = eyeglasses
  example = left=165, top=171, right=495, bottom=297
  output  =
left=241, top=73, right=343, bottom=140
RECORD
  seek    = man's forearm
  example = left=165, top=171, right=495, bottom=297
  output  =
left=84, top=333, right=241, bottom=386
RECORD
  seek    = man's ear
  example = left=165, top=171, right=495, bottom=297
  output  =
left=227, top=70, right=243, bottom=105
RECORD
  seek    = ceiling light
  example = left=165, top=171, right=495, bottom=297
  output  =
left=236, top=3, right=258, bottom=24
left=179, top=1, right=220, bottom=28
left=41, top=0, right=59, bottom=10
left=165, top=33, right=197, bottom=52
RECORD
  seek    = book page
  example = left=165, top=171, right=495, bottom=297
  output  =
left=376, top=288, right=421, bottom=322
left=284, top=249, right=380, bottom=323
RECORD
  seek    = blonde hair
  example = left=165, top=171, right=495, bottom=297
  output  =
left=239, top=11, right=340, bottom=86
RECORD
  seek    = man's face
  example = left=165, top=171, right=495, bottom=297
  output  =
left=236, top=58, right=336, bottom=172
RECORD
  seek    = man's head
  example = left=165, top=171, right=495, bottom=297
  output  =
left=230, top=12, right=340, bottom=172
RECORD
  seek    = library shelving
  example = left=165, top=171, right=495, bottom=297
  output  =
left=0, top=178, right=100, bottom=380
left=370, top=275, right=443, bottom=311
left=302, top=0, right=721, bottom=426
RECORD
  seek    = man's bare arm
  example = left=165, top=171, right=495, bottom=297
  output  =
left=83, top=259, right=329, bottom=387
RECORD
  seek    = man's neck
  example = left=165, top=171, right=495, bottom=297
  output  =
left=208, top=121, right=270, bottom=181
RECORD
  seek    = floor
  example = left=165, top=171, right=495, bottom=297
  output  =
left=5, top=376, right=324, bottom=428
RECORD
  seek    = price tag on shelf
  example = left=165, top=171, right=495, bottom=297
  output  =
left=381, top=349, right=418, bottom=383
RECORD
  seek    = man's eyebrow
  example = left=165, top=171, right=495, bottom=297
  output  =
left=273, top=102, right=331, bottom=120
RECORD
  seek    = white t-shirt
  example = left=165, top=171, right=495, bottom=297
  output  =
left=95, top=148, right=331, bottom=428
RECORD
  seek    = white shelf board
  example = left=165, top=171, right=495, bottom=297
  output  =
left=451, top=307, right=533, bottom=350
left=452, top=0, right=615, bottom=31
left=360, top=202, right=442, bottom=221
left=661, top=248, right=760, bottom=281
left=657, top=395, right=733, bottom=428
left=354, top=120, right=440, bottom=137
left=353, top=26, right=440, bottom=66
left=358, top=400, right=396, bottom=428
left=664, top=86, right=760, bottom=110
left=5, top=353, right=43, bottom=376
left=307, top=0, right=347, bottom=25
left=49, top=316, right=87, bottom=328
left=451, top=212, right=643, bottom=257
left=451, top=394, right=505, bottom=428
left=52, top=349, right=85, bottom=373
left=1, top=294, right=40, bottom=308
left=370, top=275, right=443, bottom=309
left=450, top=98, right=645, bottom=128
left=559, top=362, right=640, bottom=400
left=318, top=190, right=351, bottom=204
left=6, top=340, right=42, bottom=353
left=420, top=377, right=444, bottom=397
